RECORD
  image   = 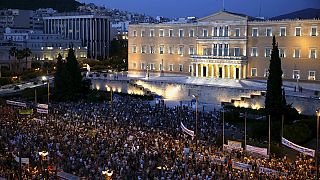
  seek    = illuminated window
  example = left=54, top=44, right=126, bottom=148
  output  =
left=150, top=29, right=154, bottom=37
left=189, top=46, right=194, bottom=55
left=310, top=49, right=316, bottom=59
left=293, top=49, right=300, bottom=58
left=264, top=69, right=269, bottom=77
left=251, top=68, right=257, bottom=77
left=293, top=70, right=300, bottom=79
left=235, top=28, right=240, bottom=37
left=280, top=27, right=286, bottom=36
left=133, top=30, right=137, bottom=37
left=203, top=29, right=208, bottom=37
left=179, top=64, right=183, bottom=72
left=141, top=45, right=146, bottom=53
left=169, top=29, right=174, bottom=37
left=132, top=45, right=137, bottom=53
left=311, top=26, right=317, bottom=36
left=169, top=64, right=174, bottom=71
left=266, top=28, right=272, bottom=36
left=279, top=48, right=286, bottom=58
left=265, top=48, right=271, bottom=57
left=251, top=47, right=258, bottom=57
left=179, top=29, right=184, bottom=37
left=295, top=27, right=301, bottom=36
left=159, top=46, right=164, bottom=54
left=189, top=29, right=194, bottom=37
left=159, top=29, right=164, bottom=37
left=308, top=71, right=316, bottom=80
left=252, top=28, right=258, bottom=37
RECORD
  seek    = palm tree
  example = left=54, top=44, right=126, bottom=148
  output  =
left=9, top=47, right=18, bottom=72
left=22, top=48, right=32, bottom=70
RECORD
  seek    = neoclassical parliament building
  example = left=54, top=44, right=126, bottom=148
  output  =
left=128, top=10, right=320, bottom=82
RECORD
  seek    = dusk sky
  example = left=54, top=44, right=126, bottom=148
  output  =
left=79, top=0, right=320, bottom=18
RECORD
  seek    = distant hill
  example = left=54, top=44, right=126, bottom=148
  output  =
left=0, top=0, right=83, bottom=12
left=271, top=8, right=320, bottom=20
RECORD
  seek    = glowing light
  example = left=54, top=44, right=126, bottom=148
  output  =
left=41, top=76, right=47, bottom=81
left=96, top=85, right=100, bottom=90
left=117, top=88, right=122, bottom=93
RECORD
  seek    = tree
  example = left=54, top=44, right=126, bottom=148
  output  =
left=265, top=36, right=284, bottom=117
left=22, top=48, right=32, bottom=70
left=53, top=54, right=66, bottom=101
left=9, top=47, right=18, bottom=72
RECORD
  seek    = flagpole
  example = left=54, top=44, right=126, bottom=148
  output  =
left=316, top=110, right=319, bottom=179
left=281, top=114, right=284, bottom=138
left=268, top=115, right=271, bottom=156
left=245, top=112, right=247, bottom=150
left=34, top=88, right=37, bottom=104
left=223, top=109, right=225, bottom=149
left=195, top=95, right=198, bottom=150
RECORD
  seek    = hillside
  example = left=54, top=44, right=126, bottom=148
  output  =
left=0, top=0, right=83, bottom=12
left=271, top=8, right=320, bottom=20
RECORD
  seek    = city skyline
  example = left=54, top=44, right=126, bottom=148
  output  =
left=79, top=0, right=320, bottom=18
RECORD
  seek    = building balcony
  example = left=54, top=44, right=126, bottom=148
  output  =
left=190, top=55, right=247, bottom=65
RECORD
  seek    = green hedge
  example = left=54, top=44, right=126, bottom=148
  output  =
left=0, top=77, right=13, bottom=86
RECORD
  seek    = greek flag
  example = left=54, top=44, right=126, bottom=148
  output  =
left=180, top=122, right=195, bottom=137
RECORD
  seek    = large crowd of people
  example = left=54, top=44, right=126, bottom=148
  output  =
left=0, top=95, right=318, bottom=179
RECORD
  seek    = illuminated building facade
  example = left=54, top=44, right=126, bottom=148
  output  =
left=128, top=11, right=320, bottom=82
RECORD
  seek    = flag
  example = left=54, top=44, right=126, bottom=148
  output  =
left=19, top=109, right=33, bottom=115
left=86, top=64, right=91, bottom=72
left=180, top=122, right=195, bottom=137
left=37, top=103, right=48, bottom=109
left=37, top=108, right=48, bottom=114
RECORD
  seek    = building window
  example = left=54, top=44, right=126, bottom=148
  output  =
left=169, top=64, right=174, bottom=71
left=224, top=26, right=229, bottom=36
left=234, top=47, right=240, bottom=57
left=179, top=64, right=183, bottom=72
left=141, top=63, right=145, bottom=70
left=169, top=29, right=174, bottom=37
left=141, top=30, right=145, bottom=37
left=189, top=65, right=193, bottom=73
left=279, top=48, right=286, bottom=58
left=311, top=26, right=317, bottom=36
left=159, top=63, right=163, bottom=71
left=265, top=48, right=271, bottom=57
left=213, top=44, right=218, bottom=56
left=178, top=46, right=184, bottom=55
left=189, top=46, right=194, bottom=55
left=294, top=49, right=300, bottom=58
left=179, top=29, right=184, bottom=37
left=310, top=49, right=317, bottom=59
left=218, top=44, right=223, bottom=56
left=159, top=46, right=164, bottom=54
left=280, top=27, right=286, bottom=36
left=168, top=46, right=174, bottom=54
left=224, top=44, right=229, bottom=56
left=150, top=29, right=154, bottom=37
left=203, top=29, right=208, bottom=37
left=293, top=70, right=300, bottom=79
left=219, top=26, right=223, bottom=36
left=133, top=30, right=137, bottom=37
left=189, top=29, right=194, bottom=37
left=252, top=28, right=258, bottom=37
left=159, top=29, right=164, bottom=37
left=132, top=62, right=137, bottom=69
left=309, top=71, right=316, bottom=80
left=132, top=45, right=137, bottom=53
left=264, top=69, right=269, bottom=77
left=150, top=63, right=155, bottom=70
left=235, top=28, right=240, bottom=37
left=150, top=46, right=155, bottom=54
left=295, top=27, right=301, bottom=36
left=251, top=47, right=258, bottom=57
left=251, top=68, right=257, bottom=77
left=141, top=45, right=146, bottom=53
left=214, top=27, right=218, bottom=36
left=266, top=28, right=272, bottom=36
left=203, top=47, right=210, bottom=56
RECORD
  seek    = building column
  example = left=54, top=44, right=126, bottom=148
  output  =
left=191, top=63, right=194, bottom=76
left=206, top=64, right=209, bottom=77
left=195, top=63, right=199, bottom=77
left=239, top=65, right=242, bottom=80
left=212, top=64, right=215, bottom=78
left=200, top=64, right=203, bottom=77
left=233, top=65, right=237, bottom=79
left=227, top=65, right=231, bottom=79
left=222, top=65, right=225, bottom=79
left=243, top=65, right=247, bottom=79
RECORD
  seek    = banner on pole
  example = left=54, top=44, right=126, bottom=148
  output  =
left=281, top=137, right=315, bottom=157
left=37, top=108, right=48, bottom=114
left=6, top=100, right=26, bottom=107
left=224, top=140, right=242, bottom=151
left=232, top=161, right=252, bottom=171
left=37, top=103, right=48, bottom=109
left=246, top=145, right=268, bottom=158
left=18, top=109, right=33, bottom=115
left=180, top=122, right=195, bottom=137
left=259, top=167, right=279, bottom=175
left=14, top=156, right=29, bottom=164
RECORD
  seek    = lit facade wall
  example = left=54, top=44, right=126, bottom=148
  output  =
left=128, top=11, right=320, bottom=82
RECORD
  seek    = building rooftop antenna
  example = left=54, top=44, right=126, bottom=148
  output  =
left=259, top=0, right=262, bottom=17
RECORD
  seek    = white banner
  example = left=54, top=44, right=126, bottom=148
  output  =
left=37, top=103, right=48, bottom=109
left=228, top=140, right=242, bottom=149
left=180, top=122, right=195, bottom=137
left=15, top=156, right=29, bottom=164
left=6, top=100, right=26, bottom=107
left=33, top=118, right=44, bottom=123
left=37, top=108, right=48, bottom=114
left=232, top=161, right=252, bottom=171
left=246, top=145, right=268, bottom=158
left=282, top=137, right=315, bottom=157
left=259, top=167, right=279, bottom=175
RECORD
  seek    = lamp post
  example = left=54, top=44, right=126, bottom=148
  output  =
left=244, top=112, right=247, bottom=150
left=268, top=115, right=271, bottom=157
left=192, top=95, right=199, bottom=150
left=222, top=108, right=225, bottom=149
left=102, top=170, right=113, bottom=180
left=41, top=75, right=49, bottom=104
left=316, top=110, right=320, bottom=179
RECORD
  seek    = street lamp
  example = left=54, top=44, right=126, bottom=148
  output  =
left=41, top=75, right=50, bottom=104
left=102, top=169, right=113, bottom=180
left=192, top=95, right=199, bottom=150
